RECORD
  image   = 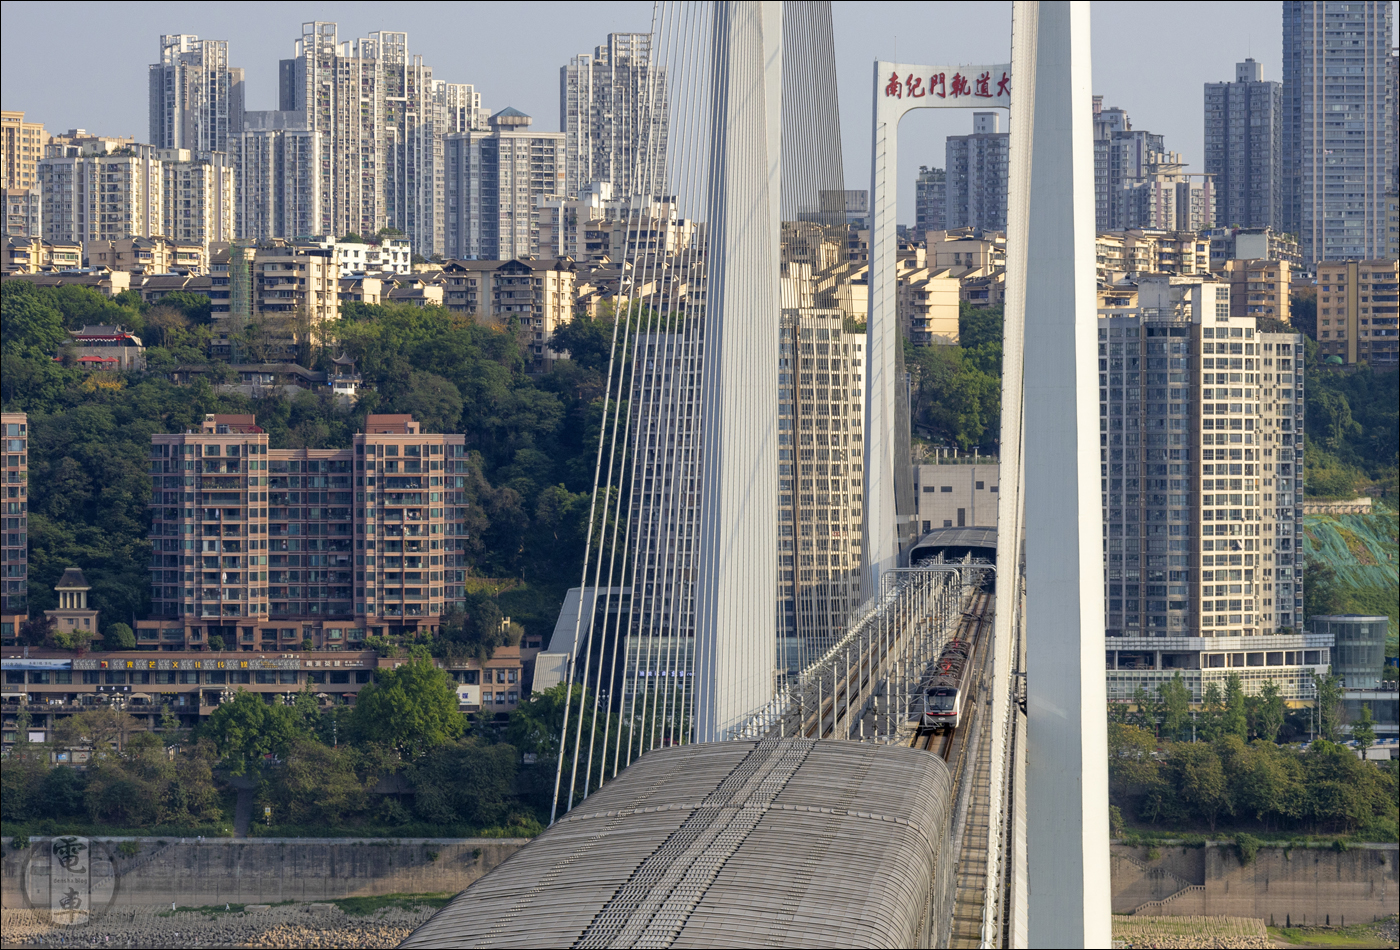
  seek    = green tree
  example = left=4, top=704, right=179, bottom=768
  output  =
left=0, top=743, right=50, bottom=820
left=104, top=622, right=136, bottom=650
left=1197, top=682, right=1224, bottom=742
left=1235, top=740, right=1303, bottom=830
left=1107, top=722, right=1159, bottom=800
left=1313, top=671, right=1345, bottom=741
left=411, top=738, right=520, bottom=827
left=349, top=656, right=465, bottom=760
left=1, top=281, right=68, bottom=358
left=201, top=690, right=302, bottom=775
left=1168, top=741, right=1232, bottom=831
left=1252, top=680, right=1286, bottom=743
left=1222, top=673, right=1248, bottom=741
left=437, top=594, right=522, bottom=662
left=1157, top=673, right=1192, bottom=741
left=396, top=371, right=463, bottom=434
left=1350, top=704, right=1377, bottom=759
left=269, top=738, right=370, bottom=826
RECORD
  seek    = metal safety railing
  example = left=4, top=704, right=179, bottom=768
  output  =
left=733, top=558, right=993, bottom=743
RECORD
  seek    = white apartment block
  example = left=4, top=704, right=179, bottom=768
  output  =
left=160, top=149, right=234, bottom=250
left=274, top=22, right=484, bottom=257
left=561, top=33, right=667, bottom=199
left=777, top=309, right=866, bottom=671
left=540, top=186, right=694, bottom=265
left=232, top=111, right=320, bottom=243
left=325, top=238, right=412, bottom=276
left=4, top=187, right=41, bottom=238
left=38, top=146, right=163, bottom=246
left=37, top=145, right=232, bottom=255
left=149, top=34, right=245, bottom=154
left=1099, top=274, right=1313, bottom=703
left=444, top=109, right=564, bottom=261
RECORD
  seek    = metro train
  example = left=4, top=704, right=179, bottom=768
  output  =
left=921, top=636, right=977, bottom=731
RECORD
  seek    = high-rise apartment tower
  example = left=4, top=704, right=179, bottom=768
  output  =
left=1099, top=276, right=1314, bottom=704
left=561, top=33, right=668, bottom=199
left=1204, top=59, right=1282, bottom=230
left=149, top=35, right=245, bottom=154
left=1283, top=1, right=1395, bottom=262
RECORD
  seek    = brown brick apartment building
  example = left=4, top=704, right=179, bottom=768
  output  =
left=138, top=413, right=470, bottom=652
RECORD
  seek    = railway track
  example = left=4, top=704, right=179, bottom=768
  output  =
left=914, top=591, right=993, bottom=761
left=909, top=590, right=996, bottom=949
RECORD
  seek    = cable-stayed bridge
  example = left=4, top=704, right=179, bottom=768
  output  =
left=402, top=2, right=1108, bottom=947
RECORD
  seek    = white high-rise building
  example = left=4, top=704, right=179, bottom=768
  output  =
left=1098, top=275, right=1313, bottom=702
left=444, top=109, right=564, bottom=260
left=149, top=34, right=244, bottom=154
left=561, top=33, right=667, bottom=199
left=38, top=145, right=234, bottom=254
left=1283, top=1, right=1395, bottom=263
left=274, top=22, right=484, bottom=256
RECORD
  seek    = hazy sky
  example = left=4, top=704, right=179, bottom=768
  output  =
left=3, top=2, right=1393, bottom=222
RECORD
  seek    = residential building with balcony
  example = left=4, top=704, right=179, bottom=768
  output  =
left=1283, top=1, right=1394, bottom=262
left=208, top=241, right=338, bottom=360
left=896, top=265, right=960, bottom=345
left=1099, top=276, right=1313, bottom=703
left=1220, top=259, right=1291, bottom=326
left=1, top=111, right=46, bottom=191
left=945, top=112, right=1009, bottom=232
left=138, top=413, right=469, bottom=653
left=84, top=236, right=207, bottom=275
left=4, top=187, right=41, bottom=238
left=444, top=108, right=565, bottom=261
left=561, top=33, right=667, bottom=200
left=1314, top=259, right=1399, bottom=366
left=441, top=257, right=576, bottom=372
left=1204, top=58, right=1282, bottom=230
left=149, top=34, right=245, bottom=154
left=2, top=237, right=81, bottom=274
left=1, top=413, right=27, bottom=643
left=915, top=166, right=947, bottom=234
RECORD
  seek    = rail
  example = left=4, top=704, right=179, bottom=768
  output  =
left=732, top=561, right=983, bottom=742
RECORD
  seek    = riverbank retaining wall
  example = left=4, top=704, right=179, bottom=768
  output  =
left=0, top=837, right=528, bottom=908
left=1111, top=842, right=1397, bottom=923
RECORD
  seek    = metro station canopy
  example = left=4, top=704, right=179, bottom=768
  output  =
left=400, top=739, right=954, bottom=949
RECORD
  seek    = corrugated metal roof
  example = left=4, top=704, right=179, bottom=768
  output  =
left=401, top=739, right=952, bottom=949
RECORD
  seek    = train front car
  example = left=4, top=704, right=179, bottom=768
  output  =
left=923, top=685, right=960, bottom=730
left=921, top=638, right=972, bottom=731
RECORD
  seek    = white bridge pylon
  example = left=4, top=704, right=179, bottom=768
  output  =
left=866, top=3, right=1110, bottom=946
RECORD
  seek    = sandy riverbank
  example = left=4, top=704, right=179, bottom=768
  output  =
left=1, top=902, right=437, bottom=949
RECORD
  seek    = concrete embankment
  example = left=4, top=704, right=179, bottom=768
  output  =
left=1111, top=842, right=1398, bottom=923
left=1, top=837, right=527, bottom=908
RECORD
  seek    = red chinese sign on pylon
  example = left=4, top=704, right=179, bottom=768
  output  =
left=883, top=68, right=1010, bottom=103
